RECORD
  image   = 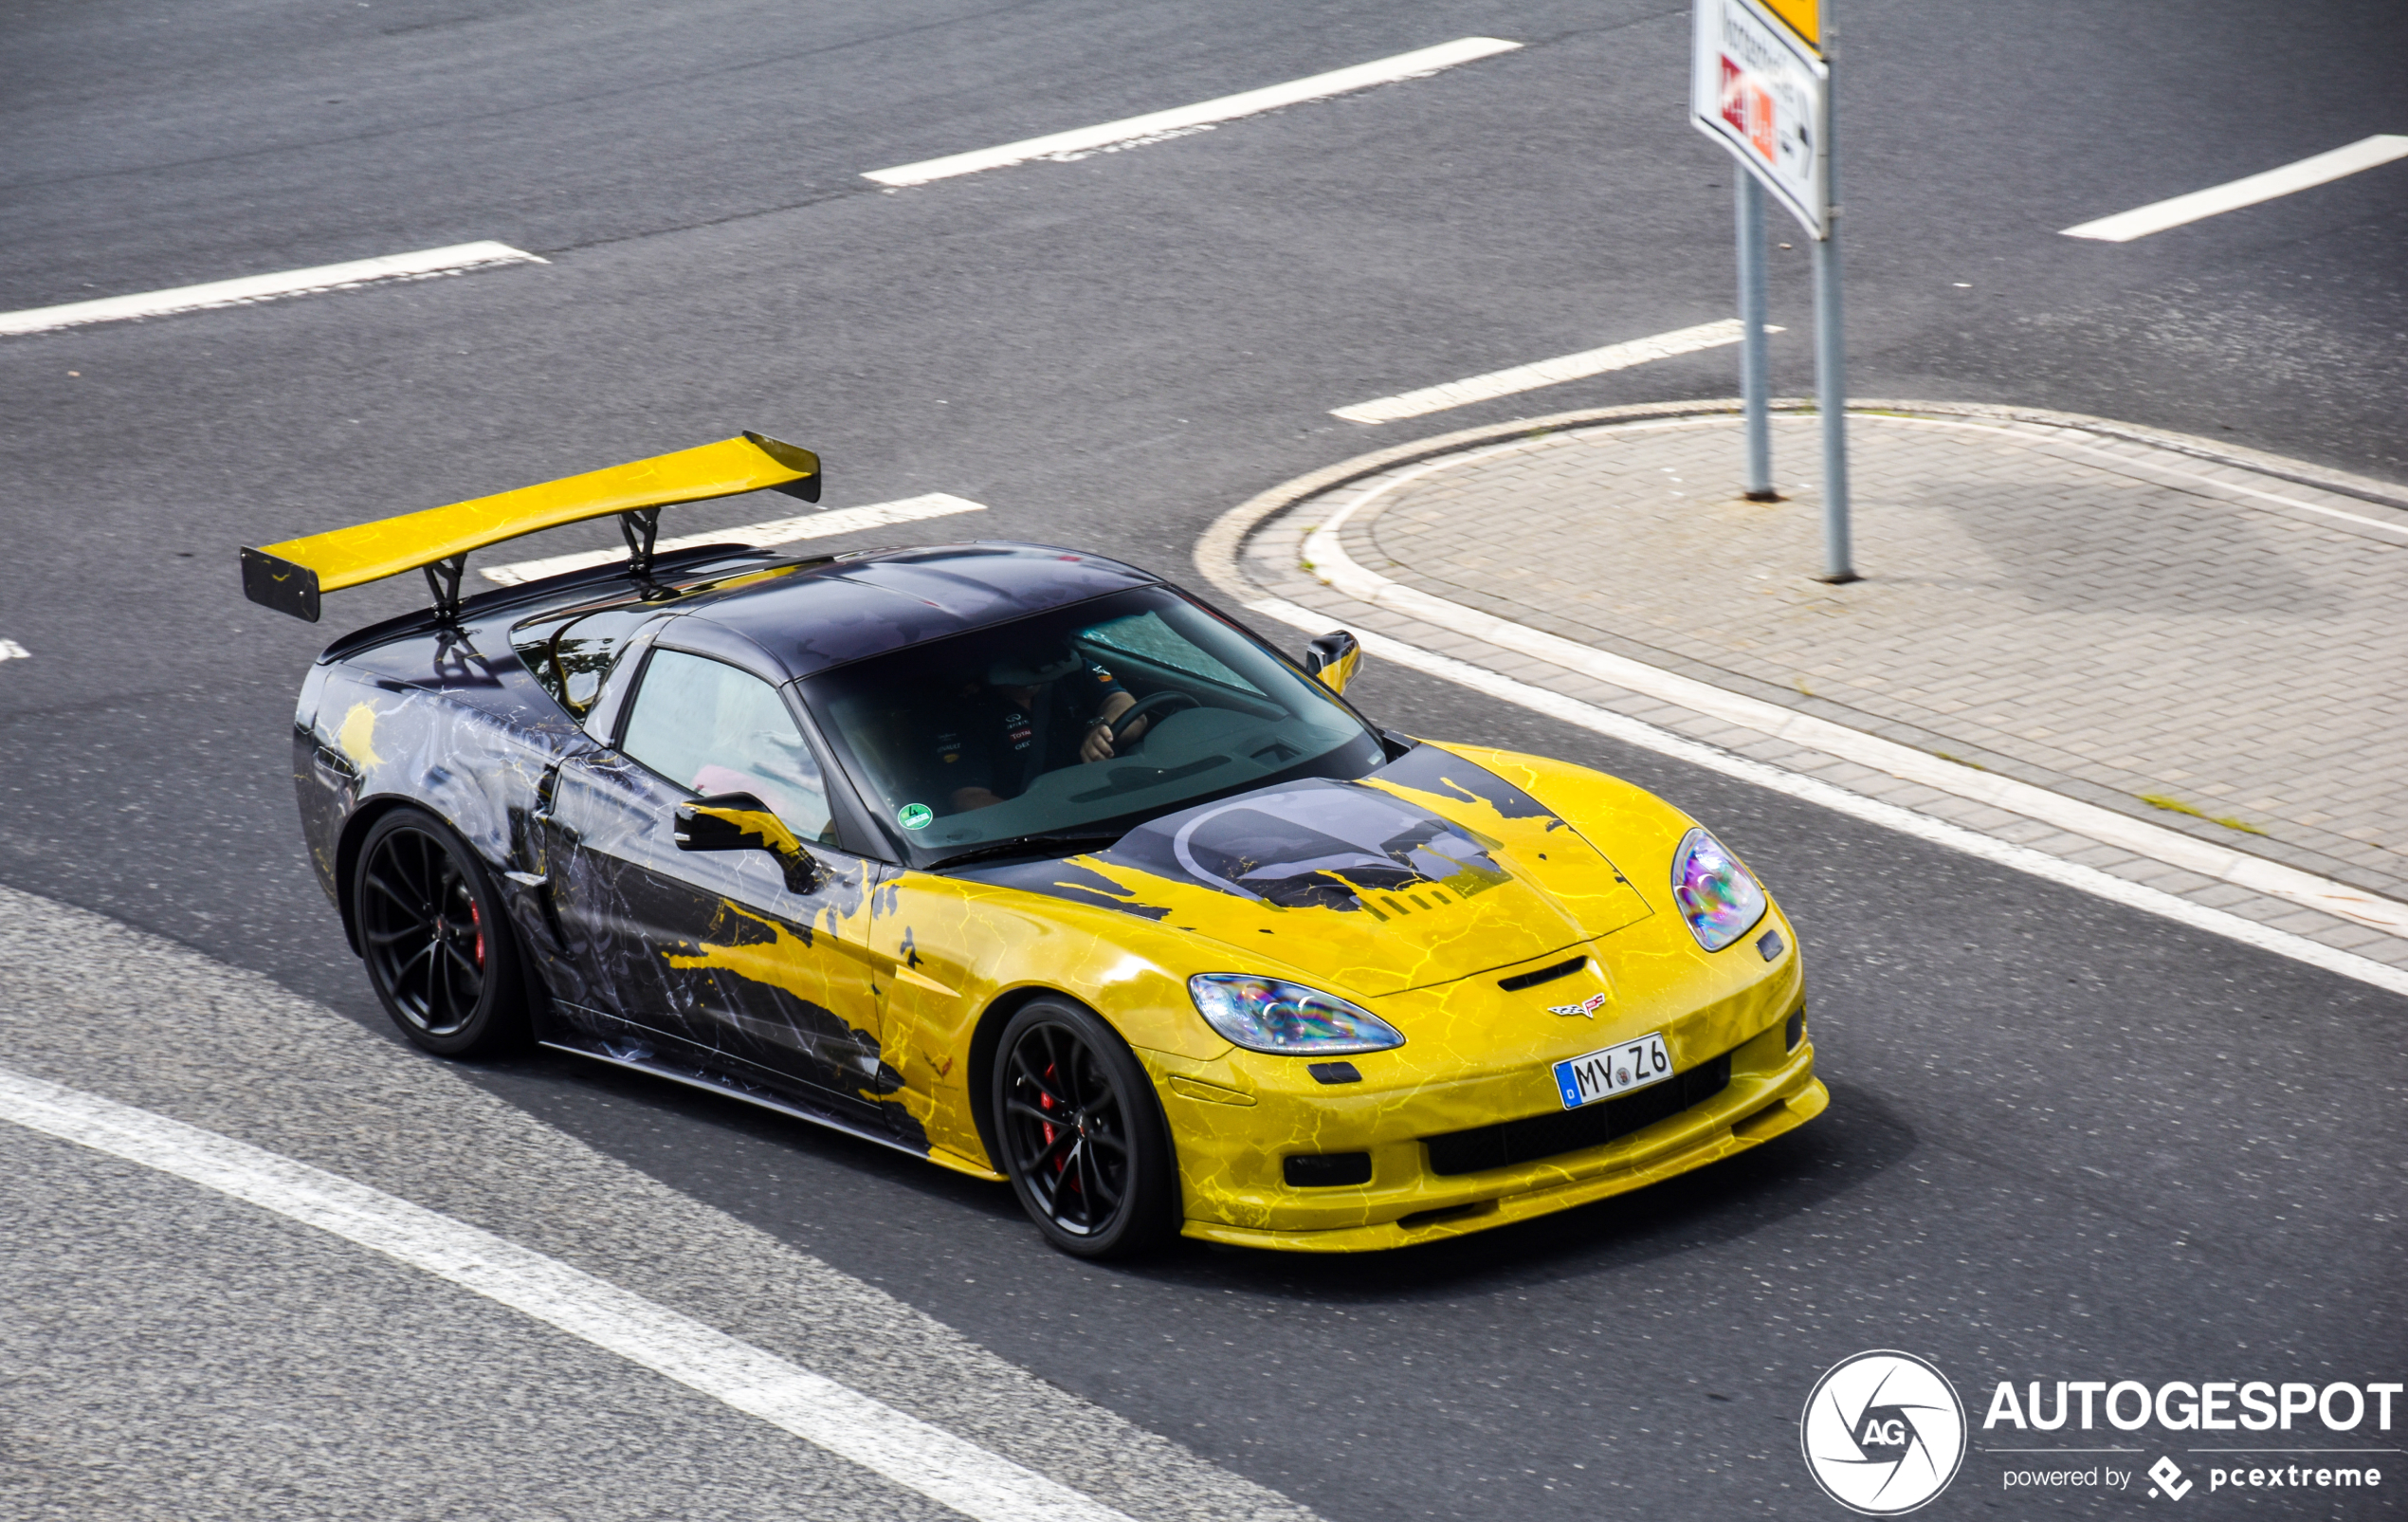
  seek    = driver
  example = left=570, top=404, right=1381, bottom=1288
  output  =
left=935, top=641, right=1154, bottom=813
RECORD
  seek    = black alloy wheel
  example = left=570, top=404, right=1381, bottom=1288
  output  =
left=993, top=999, right=1177, bottom=1258
left=354, top=807, right=528, bottom=1057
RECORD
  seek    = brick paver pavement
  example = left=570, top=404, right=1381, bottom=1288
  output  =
left=1217, top=402, right=2408, bottom=967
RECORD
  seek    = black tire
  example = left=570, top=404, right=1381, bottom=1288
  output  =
left=992, top=999, right=1179, bottom=1258
left=353, top=807, right=529, bottom=1058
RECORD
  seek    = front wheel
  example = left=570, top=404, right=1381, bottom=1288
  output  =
left=353, top=807, right=529, bottom=1057
left=993, top=999, right=1178, bottom=1258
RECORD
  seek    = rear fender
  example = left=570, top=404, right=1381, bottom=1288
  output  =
left=306, top=666, right=575, bottom=960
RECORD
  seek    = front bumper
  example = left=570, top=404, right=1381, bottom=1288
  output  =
left=1175, top=1031, right=1823, bottom=1252
left=1143, top=907, right=1821, bottom=1256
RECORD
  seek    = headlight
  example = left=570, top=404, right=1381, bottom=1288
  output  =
left=1670, top=827, right=1768, bottom=951
left=1187, top=974, right=1406, bottom=1054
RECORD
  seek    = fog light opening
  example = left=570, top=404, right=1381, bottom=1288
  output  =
left=1283, top=1152, right=1373, bottom=1188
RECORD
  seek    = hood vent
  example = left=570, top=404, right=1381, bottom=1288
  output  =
left=1498, top=956, right=1586, bottom=993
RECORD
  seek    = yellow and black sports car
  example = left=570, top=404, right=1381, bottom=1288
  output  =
left=245, top=434, right=1825, bottom=1256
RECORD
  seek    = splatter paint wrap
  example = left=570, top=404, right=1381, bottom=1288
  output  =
left=288, top=542, right=1822, bottom=1249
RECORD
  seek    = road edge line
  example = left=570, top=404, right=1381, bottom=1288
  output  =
left=0, top=1063, right=1138, bottom=1522
left=1195, top=403, right=2408, bottom=994
left=1239, top=596, right=2408, bottom=1000
left=1290, top=435, right=2408, bottom=940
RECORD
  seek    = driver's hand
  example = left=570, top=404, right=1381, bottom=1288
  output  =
left=1080, top=723, right=1115, bottom=763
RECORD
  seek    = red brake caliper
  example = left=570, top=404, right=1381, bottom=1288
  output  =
left=469, top=899, right=486, bottom=969
left=1038, top=1062, right=1074, bottom=1191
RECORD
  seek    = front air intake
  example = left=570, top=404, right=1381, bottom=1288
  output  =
left=1422, top=1051, right=1734, bottom=1176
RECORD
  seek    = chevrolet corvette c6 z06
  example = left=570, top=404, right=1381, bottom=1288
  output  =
left=242, top=432, right=1825, bottom=1256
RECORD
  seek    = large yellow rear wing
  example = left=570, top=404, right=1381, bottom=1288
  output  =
left=239, top=431, right=820, bottom=622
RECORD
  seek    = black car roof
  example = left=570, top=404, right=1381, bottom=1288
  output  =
left=666, top=541, right=1162, bottom=682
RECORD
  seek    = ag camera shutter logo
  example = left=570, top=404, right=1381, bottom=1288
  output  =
left=1801, top=1350, right=1968, bottom=1513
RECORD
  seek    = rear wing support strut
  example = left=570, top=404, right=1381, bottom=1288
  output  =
left=619, top=507, right=662, bottom=578
left=421, top=554, right=468, bottom=625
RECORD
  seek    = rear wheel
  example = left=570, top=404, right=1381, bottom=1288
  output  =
left=354, top=807, right=528, bottom=1057
left=993, top=999, right=1178, bottom=1258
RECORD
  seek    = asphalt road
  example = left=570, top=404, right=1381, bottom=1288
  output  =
left=2, top=0, right=2403, bottom=1516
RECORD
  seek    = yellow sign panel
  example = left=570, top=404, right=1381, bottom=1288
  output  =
left=1759, top=0, right=1818, bottom=48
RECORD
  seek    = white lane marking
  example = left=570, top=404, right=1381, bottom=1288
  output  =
left=0, top=638, right=28, bottom=661
left=0, top=243, right=545, bottom=338
left=864, top=37, right=1522, bottom=188
left=1331, top=320, right=1780, bottom=425
left=2061, top=134, right=2408, bottom=242
left=0, top=1064, right=1136, bottom=1522
left=1250, top=597, right=2408, bottom=1000
left=1297, top=443, right=2408, bottom=941
left=481, top=493, right=988, bottom=585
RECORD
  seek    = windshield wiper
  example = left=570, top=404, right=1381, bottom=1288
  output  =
left=925, top=832, right=1128, bottom=871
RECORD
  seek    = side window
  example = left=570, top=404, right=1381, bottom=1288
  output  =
left=513, top=603, right=655, bottom=718
left=619, top=650, right=835, bottom=844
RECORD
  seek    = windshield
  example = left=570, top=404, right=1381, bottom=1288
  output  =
left=800, top=587, right=1387, bottom=863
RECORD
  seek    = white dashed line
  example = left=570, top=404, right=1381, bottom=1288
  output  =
left=0, top=242, right=545, bottom=338
left=480, top=493, right=987, bottom=585
left=1330, top=320, right=1779, bottom=425
left=0, top=639, right=28, bottom=661
left=2061, top=134, right=2408, bottom=242
left=0, top=1065, right=1140, bottom=1522
left=864, top=37, right=1521, bottom=188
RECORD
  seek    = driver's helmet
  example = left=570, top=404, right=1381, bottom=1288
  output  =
left=984, top=639, right=1084, bottom=688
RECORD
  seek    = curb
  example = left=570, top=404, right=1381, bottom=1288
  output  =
left=1197, top=398, right=2408, bottom=948
left=1195, top=397, right=2408, bottom=601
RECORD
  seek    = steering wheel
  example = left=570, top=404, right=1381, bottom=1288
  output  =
left=1105, top=690, right=1201, bottom=753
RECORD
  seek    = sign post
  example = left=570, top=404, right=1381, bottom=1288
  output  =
left=1690, top=0, right=1856, bottom=581
left=1734, top=174, right=1774, bottom=501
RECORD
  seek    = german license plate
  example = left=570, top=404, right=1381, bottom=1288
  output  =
left=1552, top=1033, right=1672, bottom=1110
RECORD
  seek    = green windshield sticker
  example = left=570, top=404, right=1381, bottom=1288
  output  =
left=898, top=803, right=934, bottom=831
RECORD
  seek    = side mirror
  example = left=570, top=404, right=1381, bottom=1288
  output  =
left=673, top=792, right=821, bottom=893
left=1304, top=630, right=1362, bottom=694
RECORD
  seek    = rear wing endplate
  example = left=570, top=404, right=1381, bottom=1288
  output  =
left=239, top=431, right=819, bottom=622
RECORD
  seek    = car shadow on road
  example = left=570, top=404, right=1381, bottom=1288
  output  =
left=465, top=1050, right=1915, bottom=1303
left=464, top=1046, right=1031, bottom=1213
left=1120, top=1079, right=1917, bottom=1301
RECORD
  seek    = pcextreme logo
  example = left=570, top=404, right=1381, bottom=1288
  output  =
left=1801, top=1350, right=1969, bottom=1514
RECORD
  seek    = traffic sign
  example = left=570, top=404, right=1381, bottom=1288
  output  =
left=1691, top=0, right=1829, bottom=239
left=1757, top=0, right=1819, bottom=51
